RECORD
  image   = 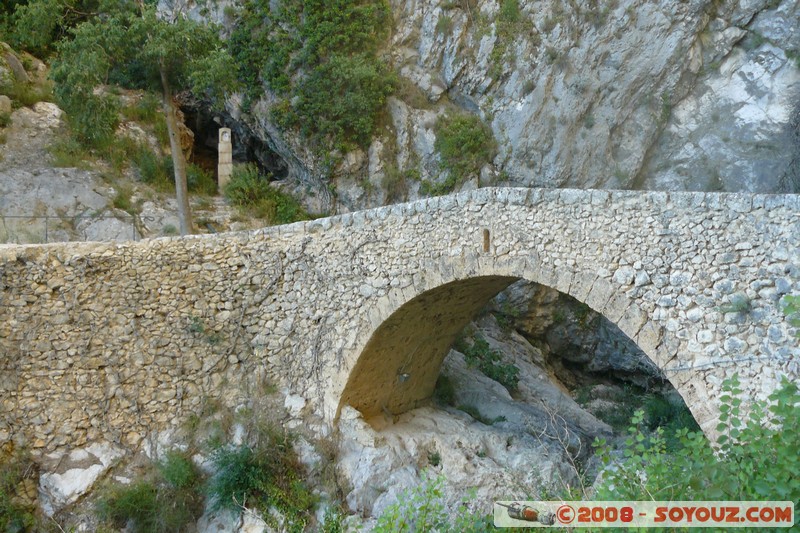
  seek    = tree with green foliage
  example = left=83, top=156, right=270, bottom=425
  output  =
left=6, top=0, right=103, bottom=56
left=49, top=0, right=235, bottom=234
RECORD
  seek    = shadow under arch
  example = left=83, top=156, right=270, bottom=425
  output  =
left=333, top=255, right=710, bottom=432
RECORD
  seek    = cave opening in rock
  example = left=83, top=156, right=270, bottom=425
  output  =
left=180, top=103, right=289, bottom=184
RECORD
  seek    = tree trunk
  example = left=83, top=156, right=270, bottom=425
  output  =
left=160, top=66, right=193, bottom=235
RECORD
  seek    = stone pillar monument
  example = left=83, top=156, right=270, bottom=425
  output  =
left=218, top=128, right=232, bottom=193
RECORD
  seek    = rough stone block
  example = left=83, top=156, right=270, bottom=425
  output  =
left=555, top=269, right=573, bottom=295
left=570, top=271, right=597, bottom=302
left=635, top=320, right=664, bottom=354
left=585, top=278, right=612, bottom=312
left=617, top=304, right=647, bottom=338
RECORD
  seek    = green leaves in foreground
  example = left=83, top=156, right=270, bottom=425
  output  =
left=593, top=375, right=800, bottom=505
left=374, top=471, right=493, bottom=533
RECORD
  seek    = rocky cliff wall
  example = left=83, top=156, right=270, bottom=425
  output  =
left=224, top=0, right=799, bottom=213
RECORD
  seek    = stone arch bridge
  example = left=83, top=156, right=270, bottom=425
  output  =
left=0, top=188, right=798, bottom=453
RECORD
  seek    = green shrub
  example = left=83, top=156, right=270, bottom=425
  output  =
left=186, top=163, right=217, bottom=196
left=49, top=136, right=93, bottom=169
left=435, top=15, right=453, bottom=35
left=224, top=163, right=308, bottom=224
left=0, top=79, right=54, bottom=108
left=97, top=135, right=140, bottom=175
left=321, top=506, right=344, bottom=533
left=230, top=0, right=395, bottom=151
left=0, top=449, right=38, bottom=533
left=493, top=300, right=522, bottom=333
left=374, top=471, right=492, bottom=532
left=121, top=92, right=161, bottom=124
left=95, top=451, right=204, bottom=533
left=641, top=394, right=699, bottom=450
left=498, top=0, right=521, bottom=24
left=381, top=164, right=414, bottom=203
left=294, top=53, right=396, bottom=150
left=207, top=425, right=315, bottom=530
left=112, top=184, right=136, bottom=214
left=133, top=146, right=173, bottom=191
left=159, top=451, right=199, bottom=490
left=594, top=376, right=800, bottom=510
left=96, top=481, right=159, bottom=532
left=432, top=113, right=496, bottom=193
left=459, top=334, right=519, bottom=392
left=0, top=111, right=11, bottom=128
left=488, top=0, right=526, bottom=80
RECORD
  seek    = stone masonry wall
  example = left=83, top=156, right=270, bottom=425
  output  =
left=0, top=188, right=797, bottom=453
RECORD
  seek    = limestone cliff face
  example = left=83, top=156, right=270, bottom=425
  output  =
left=229, top=0, right=799, bottom=213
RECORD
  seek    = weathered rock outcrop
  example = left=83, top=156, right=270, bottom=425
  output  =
left=228, top=0, right=799, bottom=213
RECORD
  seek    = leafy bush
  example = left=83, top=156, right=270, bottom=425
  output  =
left=95, top=451, right=204, bottom=533
left=0, top=111, right=11, bottom=128
left=96, top=481, right=160, bottom=532
left=435, top=15, right=453, bottom=35
left=121, top=92, right=161, bottom=124
left=135, top=146, right=217, bottom=196
left=458, top=334, right=519, bottom=392
left=207, top=425, right=315, bottom=531
left=112, top=184, right=137, bottom=214
left=230, top=0, right=395, bottom=151
left=0, top=449, right=38, bottom=533
left=488, top=0, right=526, bottom=79
left=594, top=376, right=800, bottom=510
left=293, top=53, right=396, bottom=149
left=49, top=136, right=94, bottom=169
left=224, top=163, right=308, bottom=224
left=133, top=146, right=173, bottom=191
left=381, top=164, right=419, bottom=203
left=432, top=113, right=496, bottom=193
left=498, top=0, right=521, bottom=24
left=7, top=0, right=102, bottom=56
left=186, top=163, right=217, bottom=196
left=159, top=451, right=200, bottom=490
left=374, top=471, right=492, bottom=532
left=0, top=79, right=54, bottom=108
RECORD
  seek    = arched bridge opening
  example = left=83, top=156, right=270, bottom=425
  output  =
left=339, top=276, right=518, bottom=420
left=336, top=271, right=701, bottom=433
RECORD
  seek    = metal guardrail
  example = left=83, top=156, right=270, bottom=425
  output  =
left=0, top=214, right=140, bottom=244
